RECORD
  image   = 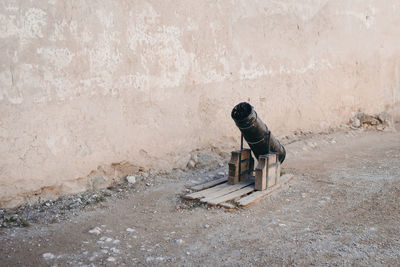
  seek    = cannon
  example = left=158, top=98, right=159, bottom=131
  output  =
left=231, top=102, right=286, bottom=163
left=228, top=102, right=286, bottom=191
left=183, top=102, right=294, bottom=207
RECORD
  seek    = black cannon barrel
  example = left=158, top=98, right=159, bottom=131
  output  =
left=231, top=102, right=286, bottom=163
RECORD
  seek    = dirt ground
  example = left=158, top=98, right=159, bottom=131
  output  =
left=1, top=125, right=400, bottom=266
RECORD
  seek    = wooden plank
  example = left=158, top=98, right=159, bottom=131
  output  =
left=255, top=157, right=267, bottom=191
left=267, top=165, right=277, bottom=187
left=183, top=182, right=231, bottom=200
left=236, top=174, right=294, bottom=207
left=191, top=177, right=228, bottom=191
left=198, top=180, right=253, bottom=202
left=228, top=149, right=253, bottom=185
left=203, top=185, right=255, bottom=205
left=219, top=202, right=236, bottom=209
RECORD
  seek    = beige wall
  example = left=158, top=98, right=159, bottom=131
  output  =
left=1, top=0, right=399, bottom=207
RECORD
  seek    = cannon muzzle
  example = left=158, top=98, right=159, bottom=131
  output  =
left=231, top=102, right=286, bottom=163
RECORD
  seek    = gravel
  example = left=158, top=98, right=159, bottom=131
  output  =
left=1, top=124, right=399, bottom=266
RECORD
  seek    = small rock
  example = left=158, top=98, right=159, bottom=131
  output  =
left=126, top=227, right=135, bottom=233
left=110, top=247, right=120, bottom=254
left=190, top=154, right=199, bottom=164
left=218, top=162, right=224, bottom=167
left=217, top=172, right=224, bottom=176
left=126, top=175, right=136, bottom=184
left=306, top=141, right=317, bottom=149
left=351, top=117, right=361, bottom=128
left=42, top=253, right=55, bottom=260
left=112, top=239, right=120, bottom=244
left=100, top=236, right=113, bottom=242
left=203, top=224, right=210, bottom=229
left=175, top=239, right=184, bottom=245
left=187, top=160, right=196, bottom=169
left=106, top=256, right=116, bottom=262
left=377, top=112, right=392, bottom=124
left=88, top=227, right=102, bottom=235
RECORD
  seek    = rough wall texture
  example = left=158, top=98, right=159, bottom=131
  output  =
left=1, top=0, right=399, bottom=207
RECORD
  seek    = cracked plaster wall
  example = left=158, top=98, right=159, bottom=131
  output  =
left=1, top=0, right=400, bottom=207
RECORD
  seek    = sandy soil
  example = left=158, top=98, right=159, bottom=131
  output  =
left=1, top=126, right=399, bottom=266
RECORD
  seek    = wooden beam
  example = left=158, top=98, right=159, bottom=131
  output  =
left=236, top=174, right=294, bottom=207
left=191, top=177, right=228, bottom=191
left=198, top=181, right=253, bottom=201
left=202, top=185, right=255, bottom=205
left=183, top=182, right=231, bottom=200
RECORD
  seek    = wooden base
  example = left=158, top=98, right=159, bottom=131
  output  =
left=228, top=149, right=254, bottom=185
left=255, top=153, right=281, bottom=191
left=184, top=174, right=294, bottom=208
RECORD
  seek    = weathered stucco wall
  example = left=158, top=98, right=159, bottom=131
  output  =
left=1, top=0, right=400, bottom=207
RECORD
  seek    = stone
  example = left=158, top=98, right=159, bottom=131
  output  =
left=110, top=247, right=120, bottom=254
left=126, top=175, right=136, bottom=184
left=176, top=154, right=191, bottom=170
left=175, top=239, right=184, bottom=245
left=88, top=227, right=101, bottom=235
left=217, top=172, right=224, bottom=176
left=42, top=253, right=55, bottom=260
left=190, top=153, right=199, bottom=163
left=126, top=227, right=135, bottom=232
left=351, top=117, right=361, bottom=128
left=187, top=160, right=196, bottom=169
left=106, top=256, right=116, bottom=262
left=100, top=236, right=113, bottom=242
left=377, top=112, right=392, bottom=124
